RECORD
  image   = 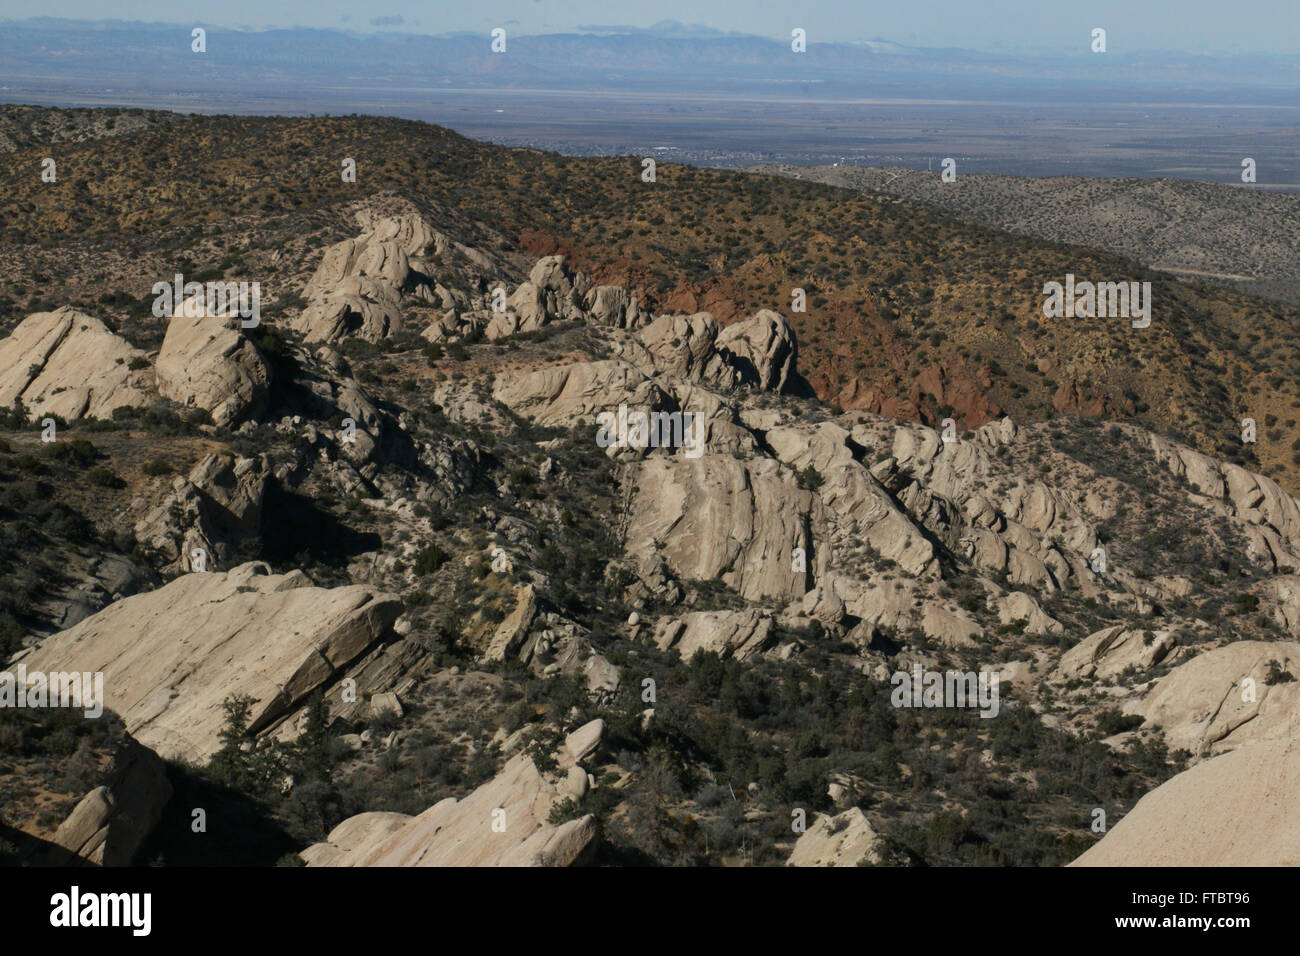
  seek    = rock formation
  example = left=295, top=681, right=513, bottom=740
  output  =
left=19, top=562, right=402, bottom=763
left=1071, top=737, right=1300, bottom=866
left=155, top=309, right=271, bottom=427
left=0, top=307, right=152, bottom=421
left=302, top=720, right=606, bottom=866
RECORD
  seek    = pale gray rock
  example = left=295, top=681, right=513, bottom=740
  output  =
left=20, top=562, right=402, bottom=763
left=155, top=310, right=271, bottom=427
left=0, top=308, right=153, bottom=422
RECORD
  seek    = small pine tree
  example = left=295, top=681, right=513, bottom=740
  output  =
left=209, top=694, right=255, bottom=790
left=292, top=691, right=333, bottom=782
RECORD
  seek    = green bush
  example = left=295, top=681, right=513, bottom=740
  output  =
left=86, top=466, right=125, bottom=488
left=413, top=543, right=447, bottom=576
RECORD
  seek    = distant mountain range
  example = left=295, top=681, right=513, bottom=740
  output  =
left=2, top=17, right=1299, bottom=101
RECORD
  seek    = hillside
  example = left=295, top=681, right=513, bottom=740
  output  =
left=0, top=107, right=1297, bottom=868
left=3, top=109, right=1300, bottom=495
left=754, top=164, right=1300, bottom=305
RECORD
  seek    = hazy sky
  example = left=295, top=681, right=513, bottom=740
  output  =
left=3, top=0, right=1298, bottom=54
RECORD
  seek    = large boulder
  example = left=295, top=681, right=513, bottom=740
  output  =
left=1070, top=738, right=1300, bottom=866
left=787, top=808, right=882, bottom=866
left=1135, top=640, right=1300, bottom=756
left=716, top=309, right=796, bottom=392
left=155, top=309, right=271, bottom=427
left=19, top=562, right=402, bottom=763
left=0, top=308, right=152, bottom=421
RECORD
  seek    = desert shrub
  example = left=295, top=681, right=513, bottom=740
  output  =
left=86, top=466, right=125, bottom=488
left=413, top=543, right=447, bottom=576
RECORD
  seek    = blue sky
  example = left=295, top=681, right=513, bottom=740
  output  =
left=2, top=0, right=1297, bottom=54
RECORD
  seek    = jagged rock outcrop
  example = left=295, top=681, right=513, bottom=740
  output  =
left=19, top=562, right=402, bottom=763
left=133, top=452, right=270, bottom=573
left=607, top=309, right=798, bottom=394
left=1070, top=737, right=1300, bottom=866
left=715, top=309, right=797, bottom=392
left=611, top=312, right=737, bottom=387
left=654, top=608, right=775, bottom=661
left=295, top=213, right=440, bottom=342
left=1140, top=427, right=1300, bottom=572
left=624, top=455, right=823, bottom=602
left=481, top=256, right=589, bottom=340
left=585, top=285, right=639, bottom=328
left=155, top=309, right=271, bottom=427
left=0, top=308, right=152, bottom=421
left=301, top=748, right=599, bottom=866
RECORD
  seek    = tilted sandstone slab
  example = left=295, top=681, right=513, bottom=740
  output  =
left=1053, top=625, right=1176, bottom=682
left=1070, top=738, right=1300, bottom=866
left=0, top=308, right=152, bottom=421
left=766, top=422, right=937, bottom=578
left=839, top=579, right=916, bottom=636
left=483, top=584, right=538, bottom=662
left=997, top=591, right=1063, bottom=637
left=302, top=752, right=598, bottom=866
left=19, top=562, right=402, bottom=763
left=493, top=356, right=753, bottom=457
left=493, top=360, right=668, bottom=428
left=1135, top=640, right=1300, bottom=757
left=155, top=309, right=271, bottom=427
left=787, top=808, right=882, bottom=867
left=920, top=602, right=984, bottom=649
left=654, top=608, right=774, bottom=661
